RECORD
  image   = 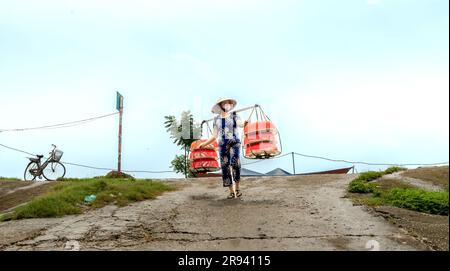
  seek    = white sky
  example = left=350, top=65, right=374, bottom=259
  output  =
left=0, top=0, right=448, bottom=178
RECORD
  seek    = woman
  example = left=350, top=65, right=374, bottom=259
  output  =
left=198, top=97, right=248, bottom=199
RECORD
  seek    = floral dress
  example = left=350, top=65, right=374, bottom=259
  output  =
left=213, top=112, right=245, bottom=187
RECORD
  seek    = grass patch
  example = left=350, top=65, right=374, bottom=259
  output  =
left=0, top=177, right=22, bottom=181
left=1, top=178, right=175, bottom=221
left=103, top=171, right=135, bottom=179
left=372, top=178, right=415, bottom=191
left=0, top=182, right=56, bottom=213
left=401, top=166, right=449, bottom=191
left=348, top=167, right=410, bottom=194
left=356, top=171, right=384, bottom=182
left=348, top=179, right=378, bottom=193
left=348, top=171, right=384, bottom=193
left=383, top=188, right=448, bottom=216
left=348, top=167, right=449, bottom=216
left=383, top=166, right=407, bottom=175
left=349, top=186, right=449, bottom=216
left=351, top=194, right=386, bottom=207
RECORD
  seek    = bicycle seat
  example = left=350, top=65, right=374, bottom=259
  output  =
left=37, top=155, right=44, bottom=158
left=29, top=157, right=40, bottom=162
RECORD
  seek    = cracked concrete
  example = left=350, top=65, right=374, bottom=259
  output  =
left=0, top=174, right=429, bottom=250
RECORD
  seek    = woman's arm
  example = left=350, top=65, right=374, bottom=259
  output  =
left=199, top=136, right=217, bottom=148
left=236, top=114, right=248, bottom=128
left=198, top=121, right=218, bottom=148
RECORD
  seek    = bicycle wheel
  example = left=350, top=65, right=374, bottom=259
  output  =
left=43, top=161, right=66, bottom=181
left=24, top=162, right=39, bottom=181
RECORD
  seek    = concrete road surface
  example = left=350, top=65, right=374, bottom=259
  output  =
left=0, top=174, right=427, bottom=250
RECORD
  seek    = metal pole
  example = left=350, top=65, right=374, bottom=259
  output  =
left=118, top=102, right=123, bottom=173
left=292, top=152, right=296, bottom=174
left=184, top=147, right=187, bottom=179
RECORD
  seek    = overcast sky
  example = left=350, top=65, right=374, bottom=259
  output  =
left=0, top=0, right=448, bottom=179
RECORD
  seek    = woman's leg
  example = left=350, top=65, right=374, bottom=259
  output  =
left=230, top=142, right=242, bottom=196
left=219, top=143, right=233, bottom=188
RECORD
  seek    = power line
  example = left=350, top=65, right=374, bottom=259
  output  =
left=0, top=143, right=174, bottom=173
left=242, top=159, right=266, bottom=166
left=0, top=143, right=35, bottom=156
left=61, top=161, right=116, bottom=171
left=123, top=169, right=174, bottom=173
left=242, top=152, right=292, bottom=166
left=62, top=161, right=174, bottom=173
left=1, top=142, right=448, bottom=176
left=293, top=152, right=449, bottom=166
left=0, top=112, right=119, bottom=133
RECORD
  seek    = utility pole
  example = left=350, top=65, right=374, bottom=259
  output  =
left=116, top=92, right=124, bottom=173
left=291, top=152, right=296, bottom=174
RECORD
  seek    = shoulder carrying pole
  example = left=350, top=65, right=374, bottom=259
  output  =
left=201, top=104, right=259, bottom=124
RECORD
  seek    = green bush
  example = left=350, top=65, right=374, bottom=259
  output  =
left=357, top=171, right=384, bottom=182
left=348, top=171, right=384, bottom=194
left=12, top=197, right=82, bottom=219
left=383, top=188, right=449, bottom=215
left=384, top=166, right=407, bottom=175
left=348, top=169, right=407, bottom=194
left=348, top=167, right=449, bottom=216
left=348, top=180, right=378, bottom=193
left=0, top=177, right=22, bottom=181
left=104, top=171, right=135, bottom=179
left=2, top=178, right=174, bottom=220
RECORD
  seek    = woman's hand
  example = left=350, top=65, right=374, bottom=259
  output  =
left=198, top=137, right=216, bottom=149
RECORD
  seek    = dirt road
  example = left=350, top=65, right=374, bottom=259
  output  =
left=0, top=174, right=428, bottom=251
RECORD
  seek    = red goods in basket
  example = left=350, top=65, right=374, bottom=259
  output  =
left=244, top=142, right=280, bottom=158
left=190, top=159, right=220, bottom=172
left=244, top=121, right=277, bottom=135
left=190, top=149, right=218, bottom=160
left=190, top=139, right=220, bottom=172
left=241, top=106, right=282, bottom=159
left=242, top=121, right=280, bottom=159
left=190, top=139, right=218, bottom=150
left=243, top=131, right=275, bottom=146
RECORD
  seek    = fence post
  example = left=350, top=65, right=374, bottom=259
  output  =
left=116, top=92, right=124, bottom=173
left=118, top=105, right=123, bottom=173
left=292, top=152, right=296, bottom=174
left=184, top=146, right=187, bottom=179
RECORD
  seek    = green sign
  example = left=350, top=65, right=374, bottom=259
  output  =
left=116, top=91, right=123, bottom=111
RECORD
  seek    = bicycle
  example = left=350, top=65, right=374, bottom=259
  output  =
left=24, top=144, right=66, bottom=181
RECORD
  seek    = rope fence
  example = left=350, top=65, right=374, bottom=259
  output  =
left=1, top=106, right=447, bottom=175
left=1, top=143, right=447, bottom=177
left=0, top=112, right=118, bottom=133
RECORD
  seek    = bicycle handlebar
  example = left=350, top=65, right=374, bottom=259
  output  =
left=48, top=144, right=57, bottom=155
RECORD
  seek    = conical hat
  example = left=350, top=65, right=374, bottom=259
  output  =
left=211, top=97, right=237, bottom=114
